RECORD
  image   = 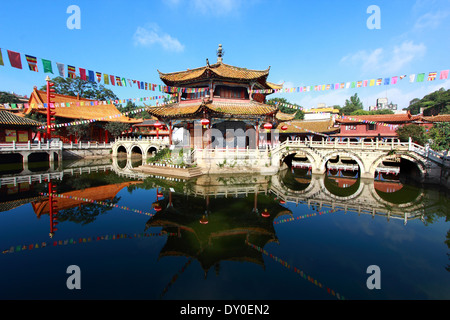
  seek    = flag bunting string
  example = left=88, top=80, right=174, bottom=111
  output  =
left=245, top=240, right=346, bottom=299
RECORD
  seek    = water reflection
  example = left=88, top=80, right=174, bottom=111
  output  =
left=0, top=159, right=449, bottom=299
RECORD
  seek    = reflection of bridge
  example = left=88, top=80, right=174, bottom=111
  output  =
left=178, top=170, right=427, bottom=225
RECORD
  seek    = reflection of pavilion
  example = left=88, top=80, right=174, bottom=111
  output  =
left=145, top=186, right=292, bottom=277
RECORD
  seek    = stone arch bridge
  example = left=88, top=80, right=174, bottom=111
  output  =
left=111, top=137, right=170, bottom=160
left=270, top=138, right=449, bottom=182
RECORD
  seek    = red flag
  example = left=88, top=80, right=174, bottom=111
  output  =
left=79, top=68, right=87, bottom=81
left=110, top=75, right=115, bottom=86
left=7, top=50, right=22, bottom=69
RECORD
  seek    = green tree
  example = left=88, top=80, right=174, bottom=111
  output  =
left=267, top=97, right=304, bottom=120
left=0, top=91, right=22, bottom=104
left=39, top=76, right=118, bottom=100
left=396, top=124, right=427, bottom=145
left=351, top=109, right=394, bottom=115
left=341, top=93, right=363, bottom=115
left=104, top=121, right=131, bottom=138
left=66, top=120, right=91, bottom=142
left=121, top=101, right=152, bottom=119
left=428, top=122, right=450, bottom=151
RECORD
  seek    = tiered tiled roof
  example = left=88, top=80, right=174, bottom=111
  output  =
left=26, top=88, right=141, bottom=124
left=0, top=110, right=43, bottom=127
left=275, top=111, right=297, bottom=121
left=159, top=62, right=270, bottom=84
left=145, top=100, right=277, bottom=119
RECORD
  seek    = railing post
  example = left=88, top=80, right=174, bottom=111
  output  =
left=28, top=140, right=31, bottom=150
left=12, top=141, right=16, bottom=150
left=408, top=137, right=412, bottom=151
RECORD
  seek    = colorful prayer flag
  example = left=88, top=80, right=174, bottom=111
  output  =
left=116, top=76, right=122, bottom=86
left=0, top=49, right=3, bottom=66
left=7, top=50, right=22, bottom=69
left=103, top=73, right=109, bottom=84
left=88, top=70, right=95, bottom=82
left=363, top=80, right=368, bottom=87
left=384, top=78, right=390, bottom=85
left=110, top=75, right=115, bottom=85
left=96, top=72, right=102, bottom=82
left=56, top=63, right=65, bottom=77
left=409, top=74, right=416, bottom=82
left=369, top=79, right=375, bottom=86
left=42, top=59, right=53, bottom=73
left=416, top=73, right=425, bottom=82
left=376, top=78, right=382, bottom=85
left=440, top=70, right=449, bottom=80
left=68, top=65, right=76, bottom=78
left=391, top=76, right=398, bottom=84
left=79, top=68, right=87, bottom=81
left=427, top=72, right=437, bottom=81
left=25, top=55, right=38, bottom=71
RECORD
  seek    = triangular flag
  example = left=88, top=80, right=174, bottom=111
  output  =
left=42, top=59, right=53, bottom=73
left=7, top=50, right=22, bottom=69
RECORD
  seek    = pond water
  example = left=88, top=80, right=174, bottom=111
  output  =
left=0, top=158, right=449, bottom=300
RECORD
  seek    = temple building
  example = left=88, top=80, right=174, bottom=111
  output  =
left=146, top=45, right=283, bottom=149
left=25, top=88, right=141, bottom=143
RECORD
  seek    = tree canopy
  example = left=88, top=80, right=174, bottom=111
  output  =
left=340, top=93, right=363, bottom=115
left=39, top=76, right=118, bottom=101
left=405, top=87, right=450, bottom=115
left=0, top=91, right=22, bottom=104
left=267, top=97, right=304, bottom=120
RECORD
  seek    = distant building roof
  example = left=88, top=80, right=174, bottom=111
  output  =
left=336, top=112, right=420, bottom=124
left=278, top=119, right=339, bottom=134
left=0, top=110, right=43, bottom=127
left=421, top=114, right=450, bottom=122
left=304, top=107, right=340, bottom=114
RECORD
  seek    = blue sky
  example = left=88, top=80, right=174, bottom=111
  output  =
left=0, top=0, right=449, bottom=111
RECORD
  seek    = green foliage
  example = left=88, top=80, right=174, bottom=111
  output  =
left=104, top=121, right=130, bottom=138
left=0, top=91, right=22, bottom=104
left=267, top=97, right=304, bottom=120
left=428, top=122, right=450, bottom=151
left=66, top=119, right=91, bottom=141
left=39, top=76, right=118, bottom=101
left=341, top=93, right=363, bottom=115
left=396, top=124, right=427, bottom=145
left=120, top=101, right=152, bottom=119
left=406, top=87, right=450, bottom=115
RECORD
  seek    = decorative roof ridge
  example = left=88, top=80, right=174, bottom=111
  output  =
left=158, top=62, right=270, bottom=77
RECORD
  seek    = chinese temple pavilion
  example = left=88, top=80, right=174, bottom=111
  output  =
left=146, top=45, right=283, bottom=149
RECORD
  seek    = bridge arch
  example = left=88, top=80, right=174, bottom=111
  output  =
left=144, top=145, right=159, bottom=158
left=279, top=149, right=318, bottom=169
left=320, top=151, right=366, bottom=175
left=370, top=153, right=427, bottom=179
left=129, top=144, right=144, bottom=158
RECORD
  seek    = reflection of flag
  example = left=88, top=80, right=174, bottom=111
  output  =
left=440, top=70, right=449, bottom=80
left=96, top=72, right=102, bottom=82
left=416, top=73, right=425, bottom=82
left=56, top=62, right=65, bottom=77
left=68, top=65, right=76, bottom=78
left=25, top=55, right=38, bottom=71
left=376, top=78, right=382, bottom=85
left=7, top=50, right=22, bottom=69
left=42, top=59, right=53, bottom=73
left=427, top=72, right=437, bottom=81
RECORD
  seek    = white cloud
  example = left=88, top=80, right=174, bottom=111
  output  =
left=413, top=11, right=450, bottom=30
left=133, top=24, right=185, bottom=52
left=340, top=41, right=426, bottom=74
